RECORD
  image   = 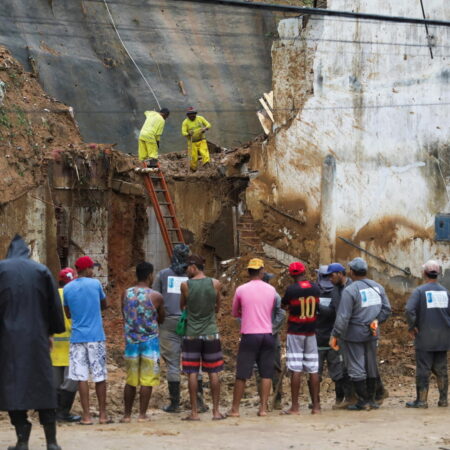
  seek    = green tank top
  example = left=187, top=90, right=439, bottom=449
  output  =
left=185, top=278, right=218, bottom=337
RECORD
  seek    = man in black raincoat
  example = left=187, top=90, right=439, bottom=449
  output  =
left=0, top=235, right=65, bottom=450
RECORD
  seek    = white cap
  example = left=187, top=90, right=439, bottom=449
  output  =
left=423, top=260, right=441, bottom=274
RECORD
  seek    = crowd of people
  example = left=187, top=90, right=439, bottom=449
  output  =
left=0, top=236, right=449, bottom=450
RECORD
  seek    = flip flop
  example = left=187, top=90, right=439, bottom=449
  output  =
left=99, top=418, right=114, bottom=424
left=78, top=421, right=94, bottom=426
left=212, top=414, right=227, bottom=421
left=181, top=416, right=200, bottom=421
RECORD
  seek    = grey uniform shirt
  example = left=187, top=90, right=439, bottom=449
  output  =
left=153, top=267, right=188, bottom=318
left=332, top=279, right=391, bottom=342
left=405, top=282, right=450, bottom=352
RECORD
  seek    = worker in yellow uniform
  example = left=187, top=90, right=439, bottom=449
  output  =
left=51, top=268, right=81, bottom=422
left=138, top=108, right=170, bottom=167
left=181, top=107, right=211, bottom=171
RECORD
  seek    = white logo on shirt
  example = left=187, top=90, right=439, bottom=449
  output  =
left=319, top=297, right=331, bottom=307
left=425, top=291, right=449, bottom=309
left=360, top=287, right=381, bottom=308
left=167, top=276, right=188, bottom=294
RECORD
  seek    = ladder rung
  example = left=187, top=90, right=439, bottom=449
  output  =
left=163, top=215, right=174, bottom=218
left=167, top=228, right=180, bottom=231
left=159, top=202, right=170, bottom=205
left=154, top=189, right=166, bottom=193
left=171, top=241, right=183, bottom=244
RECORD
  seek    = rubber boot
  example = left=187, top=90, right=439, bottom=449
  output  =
left=375, top=375, right=389, bottom=405
left=347, top=380, right=371, bottom=411
left=406, top=377, right=428, bottom=409
left=333, top=375, right=355, bottom=409
left=43, top=423, right=61, bottom=450
left=437, top=375, right=448, bottom=407
left=57, top=390, right=81, bottom=422
left=163, top=381, right=180, bottom=413
left=197, top=379, right=209, bottom=413
left=8, top=422, right=31, bottom=450
left=367, top=378, right=380, bottom=409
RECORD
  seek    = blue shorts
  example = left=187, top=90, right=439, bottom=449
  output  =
left=124, top=337, right=160, bottom=387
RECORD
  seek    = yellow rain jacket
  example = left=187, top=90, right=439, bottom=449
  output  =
left=50, top=288, right=72, bottom=367
left=138, top=111, right=166, bottom=160
left=181, top=115, right=211, bottom=142
left=181, top=115, right=212, bottom=170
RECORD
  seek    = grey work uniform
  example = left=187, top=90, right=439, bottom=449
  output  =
left=153, top=267, right=188, bottom=382
left=331, top=279, right=391, bottom=381
left=405, top=282, right=450, bottom=383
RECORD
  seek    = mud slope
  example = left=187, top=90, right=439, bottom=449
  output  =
left=0, top=0, right=281, bottom=152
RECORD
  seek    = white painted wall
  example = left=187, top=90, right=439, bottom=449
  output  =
left=260, top=1, right=450, bottom=286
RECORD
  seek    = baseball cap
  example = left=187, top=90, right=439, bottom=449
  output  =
left=262, top=272, right=275, bottom=283
left=326, top=263, right=346, bottom=274
left=316, top=265, right=330, bottom=275
left=58, top=267, right=76, bottom=284
left=289, top=261, right=306, bottom=276
left=247, top=258, right=264, bottom=270
left=348, top=257, right=368, bottom=272
left=186, top=107, right=197, bottom=115
left=75, top=255, right=95, bottom=271
left=423, top=259, right=441, bottom=275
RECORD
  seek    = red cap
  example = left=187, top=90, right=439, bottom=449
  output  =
left=289, top=261, right=306, bottom=276
left=186, top=106, right=197, bottom=115
left=75, top=255, right=95, bottom=271
left=58, top=268, right=76, bottom=285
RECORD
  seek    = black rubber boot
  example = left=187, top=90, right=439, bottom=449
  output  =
left=367, top=378, right=379, bottom=409
left=197, top=379, right=209, bottom=413
left=375, top=375, right=389, bottom=405
left=163, top=381, right=181, bottom=413
left=437, top=375, right=448, bottom=407
left=406, top=377, right=428, bottom=408
left=333, top=375, right=356, bottom=409
left=57, top=390, right=81, bottom=422
left=43, top=423, right=61, bottom=450
left=8, top=422, right=32, bottom=450
left=347, top=380, right=371, bottom=411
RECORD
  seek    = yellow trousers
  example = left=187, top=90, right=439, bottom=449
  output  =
left=188, top=139, right=210, bottom=170
left=138, top=139, right=158, bottom=161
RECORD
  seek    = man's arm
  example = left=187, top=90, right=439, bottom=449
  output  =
left=213, top=279, right=222, bottom=313
left=64, top=305, right=71, bottom=320
left=331, top=289, right=353, bottom=338
left=181, top=120, right=190, bottom=137
left=151, top=292, right=165, bottom=324
left=405, top=289, right=420, bottom=334
left=377, top=288, right=392, bottom=324
left=272, top=292, right=286, bottom=335
left=231, top=288, right=241, bottom=318
left=180, top=281, right=188, bottom=311
left=98, top=281, right=108, bottom=311
left=200, top=116, right=211, bottom=131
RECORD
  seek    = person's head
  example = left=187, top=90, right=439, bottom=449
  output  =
left=422, top=259, right=441, bottom=281
left=247, top=258, right=265, bottom=280
left=74, top=255, right=95, bottom=277
left=160, top=107, right=170, bottom=120
left=186, top=106, right=197, bottom=121
left=348, top=257, right=368, bottom=280
left=289, top=261, right=306, bottom=281
left=186, top=254, right=205, bottom=278
left=326, top=262, right=347, bottom=286
left=262, top=272, right=275, bottom=284
left=136, top=261, right=154, bottom=285
left=58, top=267, right=76, bottom=287
left=170, top=243, right=191, bottom=275
left=316, top=265, right=333, bottom=293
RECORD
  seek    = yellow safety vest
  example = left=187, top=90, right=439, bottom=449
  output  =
left=50, top=288, right=72, bottom=367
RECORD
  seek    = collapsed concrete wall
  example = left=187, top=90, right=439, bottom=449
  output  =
left=245, top=1, right=450, bottom=297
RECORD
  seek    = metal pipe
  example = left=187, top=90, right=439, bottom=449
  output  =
left=180, top=0, right=450, bottom=28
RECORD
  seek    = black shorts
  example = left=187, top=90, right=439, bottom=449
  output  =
left=236, top=333, right=275, bottom=380
left=181, top=336, right=224, bottom=374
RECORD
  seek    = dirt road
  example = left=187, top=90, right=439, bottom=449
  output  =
left=1, top=396, right=450, bottom=450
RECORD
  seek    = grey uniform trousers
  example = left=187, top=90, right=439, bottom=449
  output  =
left=318, top=348, right=344, bottom=381
left=159, top=316, right=183, bottom=382
left=341, top=339, right=378, bottom=381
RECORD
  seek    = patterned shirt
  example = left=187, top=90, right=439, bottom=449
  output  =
left=123, top=287, right=158, bottom=344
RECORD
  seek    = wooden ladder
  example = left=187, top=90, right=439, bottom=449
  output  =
left=140, top=163, right=185, bottom=259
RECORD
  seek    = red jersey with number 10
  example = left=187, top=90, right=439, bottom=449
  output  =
left=281, top=280, right=320, bottom=335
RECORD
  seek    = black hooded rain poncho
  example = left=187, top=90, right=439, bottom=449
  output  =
left=0, top=235, right=65, bottom=411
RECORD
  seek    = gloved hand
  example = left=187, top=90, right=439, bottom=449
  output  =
left=329, top=336, right=339, bottom=351
left=370, top=319, right=379, bottom=336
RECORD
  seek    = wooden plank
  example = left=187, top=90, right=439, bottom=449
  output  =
left=259, top=97, right=274, bottom=122
left=264, top=91, right=273, bottom=110
left=257, top=111, right=271, bottom=134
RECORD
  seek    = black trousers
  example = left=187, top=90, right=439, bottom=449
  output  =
left=416, top=350, right=447, bottom=383
left=9, top=409, right=56, bottom=426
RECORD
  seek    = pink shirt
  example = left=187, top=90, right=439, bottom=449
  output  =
left=232, top=280, right=276, bottom=334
